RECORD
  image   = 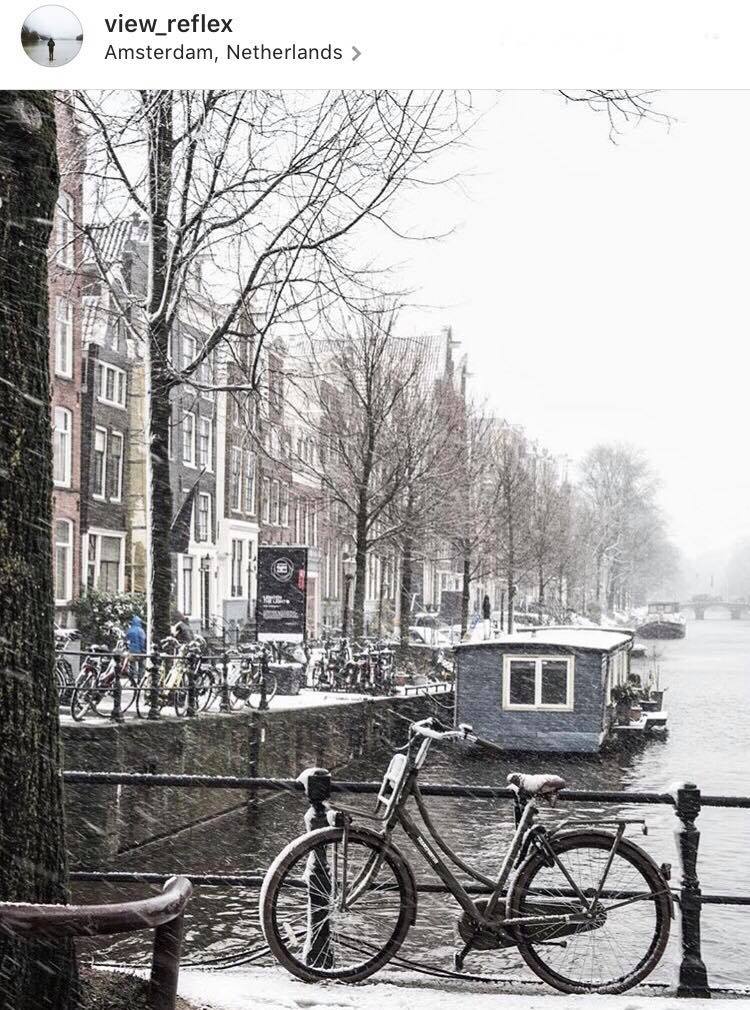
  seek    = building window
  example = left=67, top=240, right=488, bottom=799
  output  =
left=197, top=353, right=214, bottom=399
left=55, top=297, right=73, bottom=378
left=243, top=451, right=256, bottom=514
left=86, top=532, right=124, bottom=593
left=93, top=427, right=107, bottom=499
left=182, top=334, right=196, bottom=367
left=280, top=483, right=289, bottom=527
left=54, top=519, right=73, bottom=604
left=231, top=539, right=244, bottom=597
left=56, top=191, right=75, bottom=269
left=182, top=555, right=194, bottom=616
left=182, top=411, right=196, bottom=466
left=53, top=407, right=72, bottom=488
left=261, top=477, right=271, bottom=523
left=231, top=447, right=242, bottom=511
left=110, top=430, right=123, bottom=501
left=270, top=480, right=280, bottom=525
left=95, top=361, right=126, bottom=408
left=503, top=656, right=574, bottom=711
left=196, top=492, right=211, bottom=542
left=197, top=416, right=213, bottom=470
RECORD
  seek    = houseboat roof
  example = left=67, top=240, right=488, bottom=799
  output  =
left=459, top=627, right=633, bottom=653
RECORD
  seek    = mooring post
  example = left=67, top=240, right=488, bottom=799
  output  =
left=675, top=782, right=711, bottom=997
left=110, top=654, right=124, bottom=723
left=219, top=651, right=231, bottom=712
left=259, top=649, right=269, bottom=711
left=147, top=649, right=161, bottom=721
left=186, top=655, right=198, bottom=718
left=299, top=766, right=333, bottom=970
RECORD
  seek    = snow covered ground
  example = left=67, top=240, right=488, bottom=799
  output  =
left=177, top=967, right=749, bottom=1010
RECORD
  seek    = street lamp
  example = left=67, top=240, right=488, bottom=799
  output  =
left=341, top=553, right=356, bottom=638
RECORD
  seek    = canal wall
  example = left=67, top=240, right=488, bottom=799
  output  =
left=61, top=691, right=452, bottom=866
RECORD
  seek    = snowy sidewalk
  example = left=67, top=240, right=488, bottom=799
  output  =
left=177, top=967, right=750, bottom=1010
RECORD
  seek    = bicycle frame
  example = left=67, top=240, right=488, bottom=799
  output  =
left=330, top=729, right=634, bottom=936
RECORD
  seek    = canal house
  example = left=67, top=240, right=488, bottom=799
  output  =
left=454, top=627, right=633, bottom=753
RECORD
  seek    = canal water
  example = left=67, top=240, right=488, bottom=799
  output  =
left=75, top=617, right=750, bottom=990
left=22, top=39, right=82, bottom=67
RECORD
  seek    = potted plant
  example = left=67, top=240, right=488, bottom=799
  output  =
left=611, top=682, right=639, bottom=725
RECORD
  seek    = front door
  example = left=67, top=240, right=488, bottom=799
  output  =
left=200, top=561, right=211, bottom=630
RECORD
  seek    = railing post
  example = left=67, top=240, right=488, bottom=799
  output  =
left=299, top=767, right=333, bottom=970
left=675, top=782, right=711, bottom=998
left=110, top=655, right=124, bottom=723
left=219, top=651, right=231, bottom=713
left=186, top=656, right=198, bottom=718
left=150, top=910, right=185, bottom=1010
left=148, top=650, right=161, bottom=721
left=259, top=649, right=269, bottom=711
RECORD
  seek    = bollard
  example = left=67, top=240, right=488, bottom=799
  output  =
left=150, top=908, right=185, bottom=1010
left=110, top=656, right=124, bottom=723
left=186, top=656, right=198, bottom=718
left=675, top=783, right=711, bottom=998
left=259, top=649, right=269, bottom=711
left=219, top=652, right=231, bottom=712
left=299, top=767, right=333, bottom=970
left=148, top=651, right=161, bottom=720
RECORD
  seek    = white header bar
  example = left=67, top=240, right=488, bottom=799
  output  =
left=6, top=0, right=750, bottom=87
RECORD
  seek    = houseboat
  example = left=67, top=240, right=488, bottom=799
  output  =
left=636, top=602, right=686, bottom=640
left=454, top=627, right=637, bottom=753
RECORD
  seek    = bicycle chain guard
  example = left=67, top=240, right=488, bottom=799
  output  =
left=457, top=897, right=607, bottom=951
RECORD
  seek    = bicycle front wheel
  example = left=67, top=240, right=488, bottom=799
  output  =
left=260, top=825, right=416, bottom=983
left=508, top=830, right=672, bottom=994
left=246, top=673, right=278, bottom=709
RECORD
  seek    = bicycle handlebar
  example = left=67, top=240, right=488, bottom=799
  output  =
left=410, top=717, right=474, bottom=742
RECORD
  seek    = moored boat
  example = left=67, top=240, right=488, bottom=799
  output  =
left=636, top=601, right=686, bottom=640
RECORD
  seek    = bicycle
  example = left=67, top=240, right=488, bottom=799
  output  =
left=229, top=644, right=278, bottom=709
left=134, top=636, right=215, bottom=717
left=260, top=716, right=672, bottom=993
left=70, top=639, right=139, bottom=721
left=54, top=626, right=79, bottom=706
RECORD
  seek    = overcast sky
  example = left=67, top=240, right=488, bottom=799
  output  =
left=24, top=5, right=81, bottom=37
left=393, top=90, right=750, bottom=564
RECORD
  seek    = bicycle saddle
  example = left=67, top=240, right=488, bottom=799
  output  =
left=507, top=772, right=566, bottom=799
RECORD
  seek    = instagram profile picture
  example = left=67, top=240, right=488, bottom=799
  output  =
left=21, top=5, right=83, bottom=67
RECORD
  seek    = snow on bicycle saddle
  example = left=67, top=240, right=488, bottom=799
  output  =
left=507, top=772, right=566, bottom=799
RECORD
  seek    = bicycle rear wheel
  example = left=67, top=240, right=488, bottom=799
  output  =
left=260, top=826, right=415, bottom=983
left=508, top=830, right=672, bottom=994
left=246, top=673, right=278, bottom=709
left=70, top=671, right=96, bottom=721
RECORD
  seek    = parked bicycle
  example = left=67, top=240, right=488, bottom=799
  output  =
left=229, top=644, right=278, bottom=709
left=70, top=637, right=139, bottom=721
left=134, top=635, right=216, bottom=718
left=260, top=716, right=672, bottom=993
left=54, top=626, right=79, bottom=705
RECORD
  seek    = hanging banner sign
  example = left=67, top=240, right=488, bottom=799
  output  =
left=256, top=546, right=308, bottom=642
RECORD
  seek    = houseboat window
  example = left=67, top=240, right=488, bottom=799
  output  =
left=508, top=660, right=536, bottom=706
left=540, top=660, right=568, bottom=705
left=504, top=655, right=574, bottom=710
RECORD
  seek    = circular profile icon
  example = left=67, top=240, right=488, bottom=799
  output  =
left=271, top=557, right=295, bottom=583
left=21, top=5, right=83, bottom=67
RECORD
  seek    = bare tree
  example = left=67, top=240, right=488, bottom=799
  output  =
left=493, top=422, right=533, bottom=633
left=0, top=92, right=78, bottom=1010
left=72, top=89, right=472, bottom=643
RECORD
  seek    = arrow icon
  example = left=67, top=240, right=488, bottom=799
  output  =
left=352, top=45, right=362, bottom=61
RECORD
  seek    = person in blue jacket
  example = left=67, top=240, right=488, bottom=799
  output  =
left=125, top=615, right=146, bottom=674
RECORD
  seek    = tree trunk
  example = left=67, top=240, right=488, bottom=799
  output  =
left=145, top=96, right=175, bottom=648
left=0, top=91, right=78, bottom=1009
left=538, top=562, right=545, bottom=611
left=352, top=494, right=368, bottom=637
left=460, top=550, right=471, bottom=637
left=399, top=535, right=413, bottom=648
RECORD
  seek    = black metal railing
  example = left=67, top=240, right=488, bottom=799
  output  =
left=63, top=769, right=750, bottom=996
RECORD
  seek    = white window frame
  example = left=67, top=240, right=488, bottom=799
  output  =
left=502, top=654, right=575, bottom=712
left=54, top=297, right=73, bottom=378
left=182, top=411, right=196, bottom=467
left=231, top=447, right=242, bottom=512
left=270, top=479, right=280, bottom=525
left=261, top=477, right=271, bottom=524
left=181, top=554, right=194, bottom=617
left=182, top=333, right=197, bottom=367
left=53, top=406, right=72, bottom=488
left=56, top=191, right=75, bottom=269
left=195, top=492, right=212, bottom=543
left=230, top=539, right=244, bottom=598
left=93, top=426, right=108, bottom=500
left=197, top=415, right=213, bottom=471
left=84, top=528, right=126, bottom=594
left=54, top=518, right=73, bottom=605
left=110, top=429, right=124, bottom=502
left=243, top=451, right=256, bottom=515
left=95, top=361, right=127, bottom=409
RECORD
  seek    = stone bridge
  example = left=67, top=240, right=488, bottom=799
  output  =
left=679, top=599, right=750, bottom=620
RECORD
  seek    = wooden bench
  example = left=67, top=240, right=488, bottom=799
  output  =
left=0, top=875, right=192, bottom=1010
